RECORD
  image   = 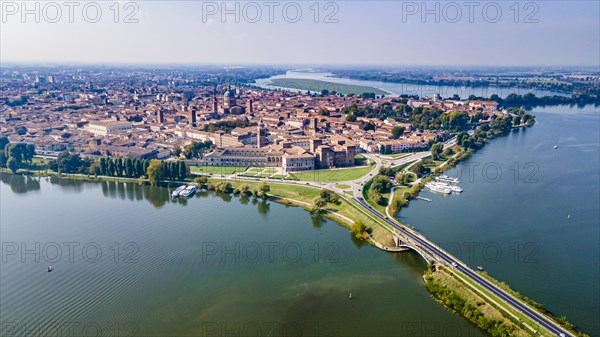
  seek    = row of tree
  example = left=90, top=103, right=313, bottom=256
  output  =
left=145, top=160, right=187, bottom=185
left=97, top=157, right=149, bottom=178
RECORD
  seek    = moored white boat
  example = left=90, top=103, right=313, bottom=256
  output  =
left=425, top=182, right=451, bottom=194
left=436, top=175, right=460, bottom=184
left=172, top=185, right=187, bottom=198
left=179, top=186, right=197, bottom=198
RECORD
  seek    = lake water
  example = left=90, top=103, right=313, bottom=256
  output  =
left=1, top=105, right=597, bottom=337
left=399, top=104, right=600, bottom=336
left=255, top=71, right=568, bottom=99
left=0, top=176, right=486, bottom=336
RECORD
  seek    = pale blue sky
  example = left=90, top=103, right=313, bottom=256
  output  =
left=1, top=1, right=599, bottom=66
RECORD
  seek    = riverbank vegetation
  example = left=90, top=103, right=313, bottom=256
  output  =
left=476, top=272, right=590, bottom=337
left=425, top=264, right=529, bottom=337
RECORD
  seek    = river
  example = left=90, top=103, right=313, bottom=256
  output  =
left=255, top=71, right=569, bottom=99
left=399, top=104, right=600, bottom=336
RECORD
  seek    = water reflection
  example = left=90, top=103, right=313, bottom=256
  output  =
left=256, top=199, right=270, bottom=216
left=310, top=213, right=326, bottom=228
left=0, top=173, right=277, bottom=214
left=0, top=173, right=41, bottom=194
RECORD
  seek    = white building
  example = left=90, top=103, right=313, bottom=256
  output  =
left=87, top=121, right=133, bottom=136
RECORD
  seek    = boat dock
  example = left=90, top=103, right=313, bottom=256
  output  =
left=416, top=196, right=432, bottom=202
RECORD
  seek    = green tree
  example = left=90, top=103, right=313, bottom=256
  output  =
left=215, top=181, right=232, bottom=193
left=431, top=142, right=444, bottom=160
left=6, top=156, right=18, bottom=173
left=371, top=175, right=391, bottom=193
left=125, top=158, right=134, bottom=177
left=311, top=197, right=327, bottom=214
left=106, top=158, right=114, bottom=176
left=24, top=144, right=35, bottom=162
left=99, top=158, right=108, bottom=175
left=5, top=143, right=25, bottom=164
left=0, top=135, right=9, bottom=153
left=163, top=162, right=171, bottom=180
left=351, top=221, right=367, bottom=239
left=178, top=161, right=187, bottom=180
left=169, top=161, right=178, bottom=180
left=115, top=158, right=123, bottom=177
left=49, top=152, right=90, bottom=174
left=240, top=184, right=251, bottom=195
left=173, top=146, right=182, bottom=158
left=391, top=126, right=405, bottom=139
left=253, top=183, right=270, bottom=198
left=146, top=160, right=164, bottom=185
left=194, top=176, right=208, bottom=187
left=133, top=159, right=142, bottom=177
left=88, top=161, right=100, bottom=176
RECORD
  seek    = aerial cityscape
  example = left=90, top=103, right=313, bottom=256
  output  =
left=1, top=1, right=599, bottom=337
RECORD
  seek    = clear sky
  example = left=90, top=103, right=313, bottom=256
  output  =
left=1, top=1, right=599, bottom=66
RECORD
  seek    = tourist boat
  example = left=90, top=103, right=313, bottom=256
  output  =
left=47, top=266, right=53, bottom=272
left=179, top=186, right=197, bottom=198
left=447, top=184, right=463, bottom=193
left=434, top=180, right=463, bottom=193
left=171, top=185, right=187, bottom=198
left=436, top=175, right=460, bottom=184
left=425, top=182, right=451, bottom=194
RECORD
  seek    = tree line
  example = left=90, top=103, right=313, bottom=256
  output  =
left=0, top=136, right=36, bottom=173
left=1, top=142, right=190, bottom=186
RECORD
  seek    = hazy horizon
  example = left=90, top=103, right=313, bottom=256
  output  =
left=1, top=1, right=599, bottom=67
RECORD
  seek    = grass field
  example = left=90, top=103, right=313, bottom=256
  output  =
left=386, top=153, right=411, bottom=159
left=190, top=166, right=247, bottom=175
left=267, top=78, right=390, bottom=96
left=287, top=165, right=375, bottom=183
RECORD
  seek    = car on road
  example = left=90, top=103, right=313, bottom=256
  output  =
left=451, top=262, right=457, bottom=267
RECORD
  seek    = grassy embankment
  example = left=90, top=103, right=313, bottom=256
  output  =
left=207, top=178, right=394, bottom=244
left=425, top=264, right=531, bottom=337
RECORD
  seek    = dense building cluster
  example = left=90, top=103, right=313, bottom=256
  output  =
left=1, top=68, right=506, bottom=173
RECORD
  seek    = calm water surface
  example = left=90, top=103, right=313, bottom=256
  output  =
left=1, top=176, right=486, bottom=336
left=256, top=71, right=568, bottom=98
left=1, top=104, right=597, bottom=337
left=399, top=104, right=600, bottom=336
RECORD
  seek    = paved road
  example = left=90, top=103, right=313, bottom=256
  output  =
left=352, top=196, right=572, bottom=337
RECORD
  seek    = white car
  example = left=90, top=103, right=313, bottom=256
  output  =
left=451, top=262, right=457, bottom=267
